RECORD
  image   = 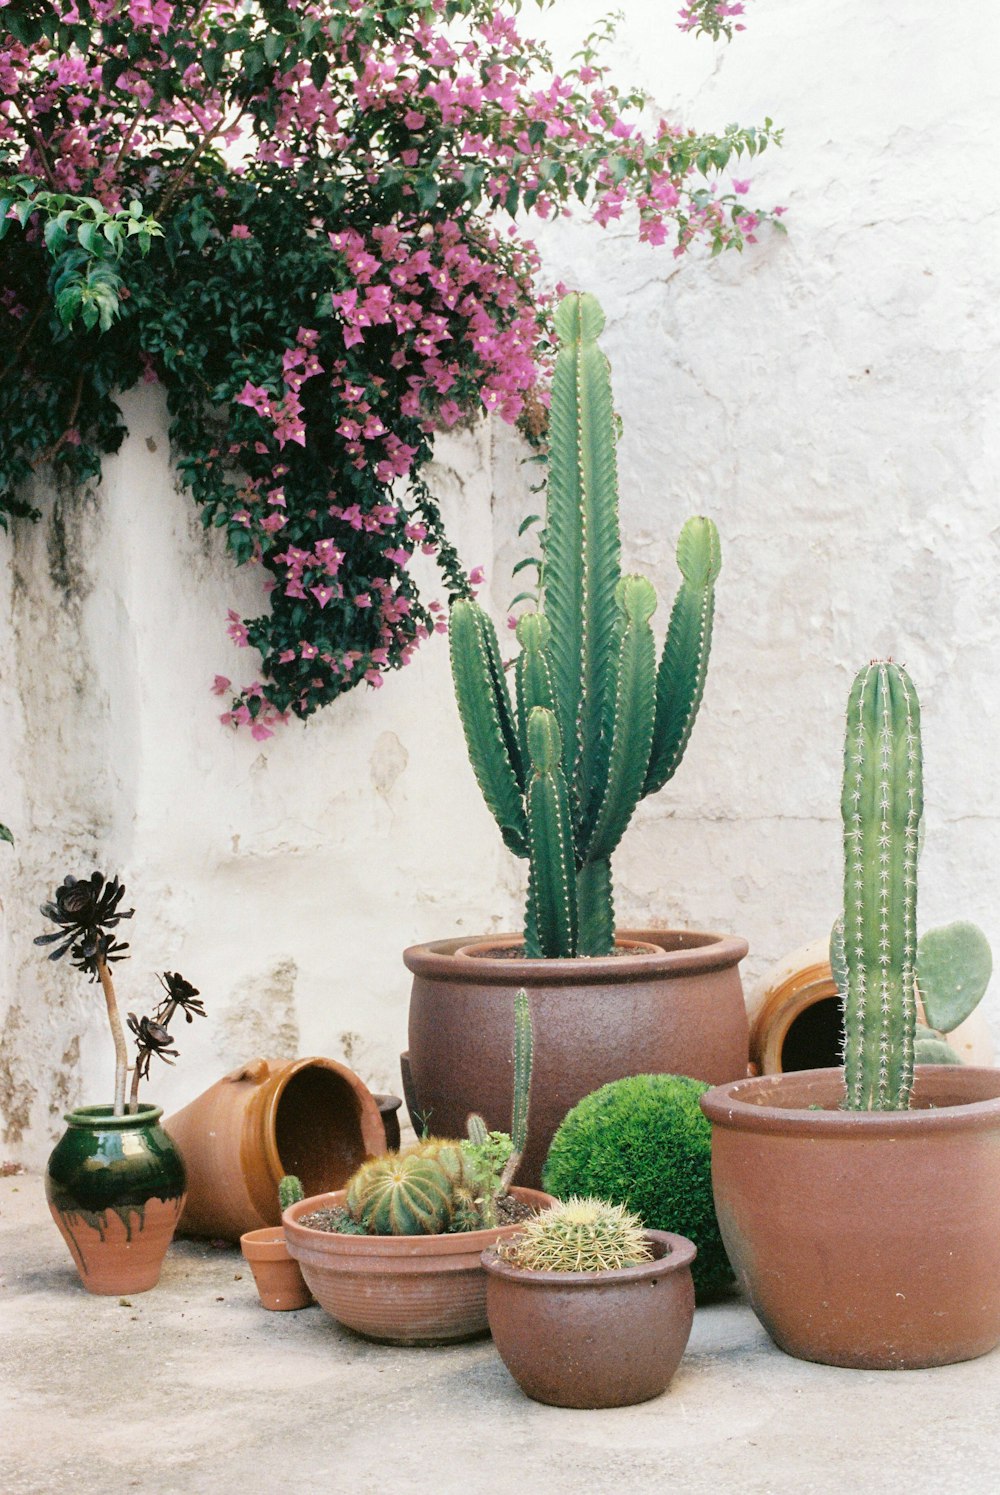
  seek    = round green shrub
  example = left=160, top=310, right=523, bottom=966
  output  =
left=541, top=1074, right=733, bottom=1299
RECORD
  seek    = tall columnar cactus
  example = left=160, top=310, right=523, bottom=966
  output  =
left=838, top=660, right=924, bottom=1111
left=451, top=292, right=721, bottom=957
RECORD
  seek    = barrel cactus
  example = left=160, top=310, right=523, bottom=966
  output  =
left=450, top=291, right=720, bottom=957
left=345, top=1149, right=466, bottom=1236
left=499, top=1197, right=651, bottom=1273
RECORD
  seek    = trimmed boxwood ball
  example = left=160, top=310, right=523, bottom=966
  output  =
left=542, top=1073, right=733, bottom=1299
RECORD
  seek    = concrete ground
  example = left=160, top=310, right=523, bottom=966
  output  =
left=2, top=1170, right=999, bottom=1495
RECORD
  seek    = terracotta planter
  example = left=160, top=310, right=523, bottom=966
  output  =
left=482, top=1229, right=696, bottom=1407
left=46, top=1104, right=186, bottom=1295
left=404, top=929, right=749, bottom=1186
left=283, top=1185, right=554, bottom=1345
left=240, top=1226, right=313, bottom=1311
left=165, top=1056, right=386, bottom=1240
left=701, top=1066, right=1000, bottom=1369
left=373, top=1093, right=403, bottom=1151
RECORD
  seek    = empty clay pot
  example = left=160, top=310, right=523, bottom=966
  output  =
left=240, top=1227, right=313, bottom=1311
left=46, top=1104, right=186, bottom=1295
left=165, top=1057, right=386, bottom=1240
left=283, top=1186, right=554, bottom=1345
left=373, top=1093, right=403, bottom=1151
left=702, top=1065, right=1000, bottom=1369
left=405, top=929, right=749, bottom=1187
left=482, top=1230, right=696, bottom=1407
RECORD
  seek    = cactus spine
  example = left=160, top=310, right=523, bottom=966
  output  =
left=840, top=660, right=923, bottom=1110
left=499, top=1197, right=651, bottom=1273
left=451, top=291, right=720, bottom=957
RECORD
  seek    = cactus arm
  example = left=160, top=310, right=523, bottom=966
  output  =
left=523, top=861, right=541, bottom=958
left=450, top=598, right=529, bottom=858
left=500, top=990, right=534, bottom=1191
left=583, top=576, right=657, bottom=863
left=544, top=293, right=622, bottom=799
left=526, top=708, right=578, bottom=957
left=841, top=661, right=922, bottom=1111
left=514, top=612, right=557, bottom=768
left=643, top=517, right=721, bottom=797
left=576, top=858, right=614, bottom=957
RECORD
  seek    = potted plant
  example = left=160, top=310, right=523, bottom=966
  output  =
left=702, top=660, right=1000, bottom=1369
left=241, top=1175, right=313, bottom=1312
left=37, top=872, right=206, bottom=1294
left=404, top=291, right=749, bottom=1184
left=284, top=993, right=554, bottom=1344
left=482, top=1197, right=696, bottom=1408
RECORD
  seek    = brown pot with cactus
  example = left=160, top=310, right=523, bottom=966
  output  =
left=482, top=1198, right=696, bottom=1408
left=285, top=993, right=554, bottom=1343
left=406, top=294, right=748, bottom=1182
left=702, top=661, right=1000, bottom=1370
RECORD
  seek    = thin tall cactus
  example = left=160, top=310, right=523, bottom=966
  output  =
left=838, top=660, right=923, bottom=1110
left=451, top=291, right=720, bottom=957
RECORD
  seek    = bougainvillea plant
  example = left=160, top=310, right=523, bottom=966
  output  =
left=0, top=1, right=780, bottom=737
left=34, top=871, right=205, bottom=1114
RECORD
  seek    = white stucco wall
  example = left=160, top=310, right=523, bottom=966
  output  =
left=3, top=0, right=999, bottom=1162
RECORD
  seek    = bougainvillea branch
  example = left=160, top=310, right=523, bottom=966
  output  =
left=0, top=1, right=781, bottom=732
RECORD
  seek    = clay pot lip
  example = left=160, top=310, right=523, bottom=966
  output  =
left=240, top=1226, right=290, bottom=1259
left=283, top=1185, right=555, bottom=1258
left=403, top=929, right=749, bottom=985
left=255, top=1055, right=387, bottom=1191
left=702, top=1065, right=1000, bottom=1137
left=372, top=1093, right=403, bottom=1114
left=481, top=1229, right=696, bottom=1287
left=63, top=1103, right=163, bottom=1129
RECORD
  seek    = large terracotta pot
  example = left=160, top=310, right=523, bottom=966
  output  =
left=283, top=1185, right=554, bottom=1345
left=46, top=1104, right=186, bottom=1295
left=701, top=1065, right=1000, bottom=1369
left=482, top=1229, right=696, bottom=1407
left=165, top=1057, right=386, bottom=1240
left=404, top=929, right=749, bottom=1187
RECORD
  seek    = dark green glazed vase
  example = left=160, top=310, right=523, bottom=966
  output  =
left=45, top=1104, right=187, bottom=1295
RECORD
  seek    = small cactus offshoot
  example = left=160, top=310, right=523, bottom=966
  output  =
left=499, top=1197, right=651, bottom=1273
left=279, top=1175, right=305, bottom=1212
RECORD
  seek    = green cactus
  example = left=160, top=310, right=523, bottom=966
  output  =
left=839, top=661, right=923, bottom=1110
left=499, top=1196, right=651, bottom=1273
left=451, top=291, right=720, bottom=957
left=345, top=1151, right=461, bottom=1236
left=278, top=1175, right=305, bottom=1212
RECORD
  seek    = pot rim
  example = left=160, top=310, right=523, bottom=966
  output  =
left=480, top=1228, right=696, bottom=1287
left=283, top=1185, right=554, bottom=1257
left=254, top=1055, right=388, bottom=1197
left=701, top=1065, right=1000, bottom=1137
left=403, top=928, right=749, bottom=986
left=240, top=1226, right=291, bottom=1258
left=62, top=1103, right=163, bottom=1129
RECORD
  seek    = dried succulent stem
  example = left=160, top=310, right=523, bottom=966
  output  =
left=97, top=957, right=128, bottom=1117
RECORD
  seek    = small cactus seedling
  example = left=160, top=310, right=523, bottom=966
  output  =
left=451, top=292, right=720, bottom=957
left=499, top=1197, right=651, bottom=1273
left=278, top=1175, right=305, bottom=1212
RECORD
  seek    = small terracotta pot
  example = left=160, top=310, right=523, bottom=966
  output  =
left=240, top=1227, right=313, bottom=1311
left=283, top=1186, right=555, bottom=1345
left=165, top=1056, right=386, bottom=1240
left=405, top=929, right=749, bottom=1187
left=46, top=1104, right=186, bottom=1296
left=373, top=1093, right=403, bottom=1151
left=701, top=1065, right=1000, bottom=1369
left=482, top=1230, right=696, bottom=1408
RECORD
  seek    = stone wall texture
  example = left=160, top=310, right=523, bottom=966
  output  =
left=3, top=1, right=998, bottom=1162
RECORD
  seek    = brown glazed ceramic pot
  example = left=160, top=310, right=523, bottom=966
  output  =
left=404, top=929, right=749, bottom=1186
left=482, top=1230, right=696, bottom=1408
left=165, top=1057, right=386, bottom=1240
left=283, top=1185, right=554, bottom=1345
left=701, top=1065, right=1000, bottom=1369
left=240, top=1226, right=313, bottom=1311
left=373, top=1093, right=403, bottom=1151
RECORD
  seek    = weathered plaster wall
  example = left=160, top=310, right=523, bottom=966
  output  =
left=3, top=1, right=999, bottom=1162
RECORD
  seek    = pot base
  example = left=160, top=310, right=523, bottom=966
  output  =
left=48, top=1194, right=184, bottom=1296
